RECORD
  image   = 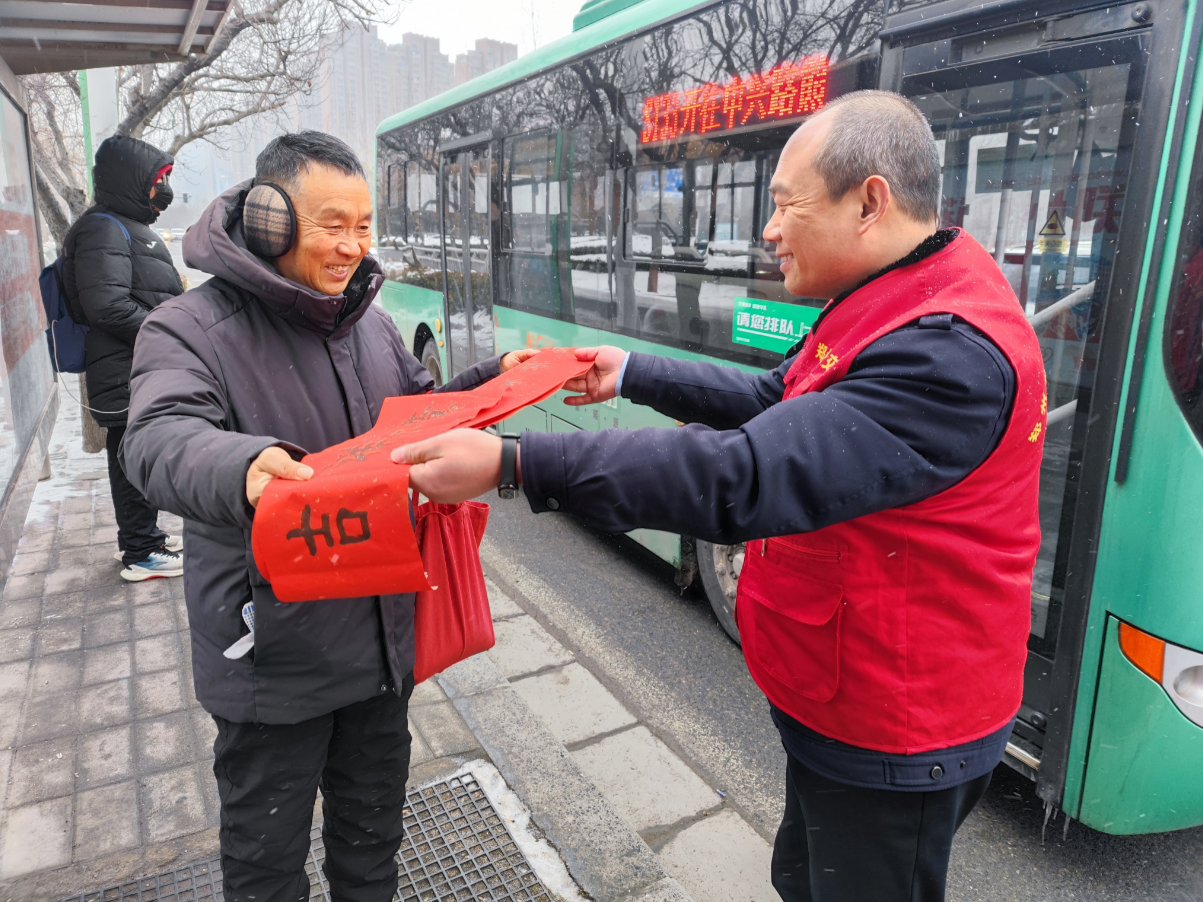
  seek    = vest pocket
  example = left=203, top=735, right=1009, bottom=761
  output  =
left=739, top=546, right=845, bottom=703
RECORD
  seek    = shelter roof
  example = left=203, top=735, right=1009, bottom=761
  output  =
left=0, top=0, right=233, bottom=75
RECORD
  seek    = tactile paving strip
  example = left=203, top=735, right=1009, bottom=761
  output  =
left=63, top=772, right=554, bottom=901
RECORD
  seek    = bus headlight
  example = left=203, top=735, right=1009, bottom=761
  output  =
left=1120, top=623, right=1203, bottom=728
left=1171, top=665, right=1203, bottom=707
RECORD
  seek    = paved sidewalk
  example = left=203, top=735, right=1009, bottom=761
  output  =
left=0, top=394, right=773, bottom=900
left=462, top=578, right=776, bottom=901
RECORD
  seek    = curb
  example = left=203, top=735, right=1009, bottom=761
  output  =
left=438, top=653, right=692, bottom=902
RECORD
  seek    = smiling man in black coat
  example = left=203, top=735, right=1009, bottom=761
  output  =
left=63, top=134, right=185, bottom=580
left=122, top=131, right=531, bottom=902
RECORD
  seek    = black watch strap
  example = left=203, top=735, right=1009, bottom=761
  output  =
left=499, top=434, right=520, bottom=499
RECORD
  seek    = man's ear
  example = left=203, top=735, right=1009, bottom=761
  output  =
left=858, top=175, right=892, bottom=231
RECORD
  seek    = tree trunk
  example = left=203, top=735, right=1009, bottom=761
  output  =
left=35, top=163, right=76, bottom=248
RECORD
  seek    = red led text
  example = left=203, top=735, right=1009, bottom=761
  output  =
left=640, top=56, right=830, bottom=145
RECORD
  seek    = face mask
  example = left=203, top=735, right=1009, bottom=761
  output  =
left=150, top=181, right=174, bottom=214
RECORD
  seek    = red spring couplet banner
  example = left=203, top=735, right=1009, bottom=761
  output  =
left=251, top=348, right=593, bottom=602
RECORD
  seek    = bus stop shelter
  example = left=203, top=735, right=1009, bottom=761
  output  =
left=0, top=0, right=233, bottom=579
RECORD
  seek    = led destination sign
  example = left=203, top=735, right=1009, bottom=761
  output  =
left=640, top=56, right=830, bottom=145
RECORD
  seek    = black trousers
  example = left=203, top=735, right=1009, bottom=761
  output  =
left=771, top=751, right=992, bottom=902
left=211, top=680, right=415, bottom=902
left=105, top=425, right=165, bottom=565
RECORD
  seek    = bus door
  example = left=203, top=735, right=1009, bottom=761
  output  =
left=880, top=7, right=1158, bottom=793
left=439, top=139, right=495, bottom=376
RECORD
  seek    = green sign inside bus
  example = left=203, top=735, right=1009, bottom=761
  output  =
left=732, top=298, right=820, bottom=354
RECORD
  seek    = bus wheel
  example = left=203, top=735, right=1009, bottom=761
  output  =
left=696, top=539, right=743, bottom=644
left=419, top=338, right=443, bottom=387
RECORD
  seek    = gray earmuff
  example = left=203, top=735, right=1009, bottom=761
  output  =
left=243, top=181, right=297, bottom=258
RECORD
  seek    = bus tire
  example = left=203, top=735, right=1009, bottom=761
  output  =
left=696, top=539, right=743, bottom=645
left=419, top=337, right=443, bottom=387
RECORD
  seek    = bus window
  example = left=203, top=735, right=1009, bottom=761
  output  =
left=705, top=159, right=760, bottom=280
left=625, top=164, right=704, bottom=347
left=375, top=140, right=403, bottom=279
left=713, top=160, right=757, bottom=246
left=375, top=139, right=439, bottom=286
left=383, top=163, right=405, bottom=247
left=1166, top=149, right=1203, bottom=434
left=619, top=147, right=792, bottom=359
left=568, top=117, right=612, bottom=329
left=690, top=162, right=715, bottom=254
left=405, top=160, right=440, bottom=275
left=507, top=132, right=558, bottom=253
left=499, top=131, right=564, bottom=317
left=442, top=154, right=466, bottom=348
left=403, top=161, right=420, bottom=245
left=628, top=165, right=690, bottom=262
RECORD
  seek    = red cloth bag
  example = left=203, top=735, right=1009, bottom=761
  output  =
left=412, top=495, right=493, bottom=683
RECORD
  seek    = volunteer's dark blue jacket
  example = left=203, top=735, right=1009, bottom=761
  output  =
left=521, top=316, right=1015, bottom=542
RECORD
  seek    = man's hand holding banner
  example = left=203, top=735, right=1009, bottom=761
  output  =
left=251, top=348, right=592, bottom=602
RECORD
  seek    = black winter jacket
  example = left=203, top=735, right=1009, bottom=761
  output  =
left=64, top=136, right=182, bottom=426
left=123, top=180, right=501, bottom=724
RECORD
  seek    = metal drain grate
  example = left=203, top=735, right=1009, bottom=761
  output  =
left=62, top=772, right=554, bottom=901
left=392, top=772, right=553, bottom=901
left=65, top=860, right=223, bottom=901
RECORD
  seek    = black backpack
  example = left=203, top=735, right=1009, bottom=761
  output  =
left=41, top=212, right=132, bottom=374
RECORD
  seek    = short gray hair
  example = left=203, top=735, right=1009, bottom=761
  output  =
left=813, top=91, right=940, bottom=223
left=255, top=131, right=365, bottom=191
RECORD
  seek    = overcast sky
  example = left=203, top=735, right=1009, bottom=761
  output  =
left=378, top=0, right=578, bottom=58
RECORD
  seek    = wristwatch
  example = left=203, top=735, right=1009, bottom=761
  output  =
left=499, top=434, right=520, bottom=499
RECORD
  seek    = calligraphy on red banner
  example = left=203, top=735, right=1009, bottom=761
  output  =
left=640, top=56, right=830, bottom=146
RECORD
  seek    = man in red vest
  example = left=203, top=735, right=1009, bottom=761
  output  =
left=393, top=90, right=1047, bottom=901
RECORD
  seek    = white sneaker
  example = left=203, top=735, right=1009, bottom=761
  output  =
left=120, top=550, right=184, bottom=582
left=114, top=534, right=182, bottom=562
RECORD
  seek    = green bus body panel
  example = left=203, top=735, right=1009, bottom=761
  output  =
left=376, top=0, right=715, bottom=136
left=1061, top=21, right=1203, bottom=820
left=378, top=281, right=448, bottom=371
left=1077, top=618, right=1203, bottom=834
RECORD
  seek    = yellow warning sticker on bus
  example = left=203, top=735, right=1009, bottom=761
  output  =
left=1040, top=210, right=1067, bottom=237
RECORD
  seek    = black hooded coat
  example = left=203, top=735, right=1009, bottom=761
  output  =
left=63, top=135, right=183, bottom=427
left=122, top=180, right=501, bottom=724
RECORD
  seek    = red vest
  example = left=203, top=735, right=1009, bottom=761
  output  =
left=736, top=230, right=1047, bottom=754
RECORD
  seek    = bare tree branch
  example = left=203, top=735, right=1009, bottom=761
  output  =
left=126, top=0, right=385, bottom=145
left=21, top=0, right=391, bottom=243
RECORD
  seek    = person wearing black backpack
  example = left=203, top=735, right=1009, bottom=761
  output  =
left=62, top=134, right=185, bottom=581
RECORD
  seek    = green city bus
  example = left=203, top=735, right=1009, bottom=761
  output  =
left=375, top=0, right=1203, bottom=835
